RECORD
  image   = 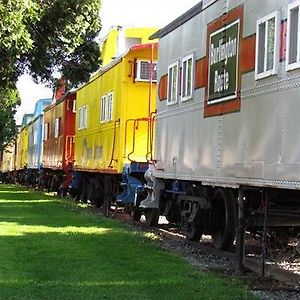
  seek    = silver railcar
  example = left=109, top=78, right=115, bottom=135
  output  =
left=141, top=0, right=300, bottom=250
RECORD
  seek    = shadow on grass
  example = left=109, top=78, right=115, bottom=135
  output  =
left=0, top=229, right=254, bottom=300
left=0, top=184, right=110, bottom=228
left=0, top=185, right=256, bottom=300
left=0, top=201, right=116, bottom=228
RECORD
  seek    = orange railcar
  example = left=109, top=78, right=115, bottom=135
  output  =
left=42, top=91, right=76, bottom=192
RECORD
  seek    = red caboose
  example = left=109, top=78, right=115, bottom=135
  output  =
left=42, top=91, right=76, bottom=193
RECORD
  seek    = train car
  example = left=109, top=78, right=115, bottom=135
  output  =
left=140, top=0, right=300, bottom=250
left=100, top=26, right=159, bottom=66
left=42, top=91, right=76, bottom=193
left=15, top=114, right=33, bottom=183
left=0, top=141, right=17, bottom=183
left=72, top=27, right=158, bottom=214
left=27, top=98, right=52, bottom=186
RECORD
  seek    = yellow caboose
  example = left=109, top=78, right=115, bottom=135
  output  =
left=72, top=27, right=157, bottom=214
left=15, top=114, right=33, bottom=182
left=1, top=141, right=16, bottom=182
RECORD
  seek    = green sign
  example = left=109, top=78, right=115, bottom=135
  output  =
left=208, top=20, right=240, bottom=104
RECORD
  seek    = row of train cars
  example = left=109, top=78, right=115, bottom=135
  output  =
left=2, top=0, right=300, bottom=252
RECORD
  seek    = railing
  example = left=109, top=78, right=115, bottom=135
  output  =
left=108, top=119, right=120, bottom=168
left=65, top=135, right=75, bottom=163
left=124, top=116, right=155, bottom=162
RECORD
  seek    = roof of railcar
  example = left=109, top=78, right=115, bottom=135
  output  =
left=44, top=90, right=76, bottom=112
left=150, top=1, right=211, bottom=39
left=75, top=42, right=158, bottom=92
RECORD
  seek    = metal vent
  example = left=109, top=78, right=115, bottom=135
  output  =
left=135, top=60, right=157, bottom=82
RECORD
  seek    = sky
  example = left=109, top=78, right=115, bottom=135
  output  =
left=15, top=0, right=201, bottom=124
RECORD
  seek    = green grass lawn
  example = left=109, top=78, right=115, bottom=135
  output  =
left=0, top=184, right=257, bottom=300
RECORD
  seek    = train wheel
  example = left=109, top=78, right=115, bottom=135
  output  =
left=184, top=223, right=203, bottom=241
left=80, top=180, right=88, bottom=203
left=103, top=197, right=111, bottom=217
left=132, top=208, right=143, bottom=222
left=211, top=188, right=236, bottom=250
left=50, top=175, right=60, bottom=194
left=87, top=179, right=103, bottom=207
left=144, top=208, right=159, bottom=227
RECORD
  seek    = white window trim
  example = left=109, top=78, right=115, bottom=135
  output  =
left=167, top=61, right=179, bottom=106
left=44, top=123, right=49, bottom=141
left=78, top=107, right=82, bottom=129
left=54, top=117, right=60, bottom=138
left=78, top=105, right=88, bottom=130
left=107, top=92, right=113, bottom=121
left=181, top=53, right=194, bottom=102
left=286, top=0, right=300, bottom=71
left=135, top=60, right=157, bottom=82
left=255, top=10, right=280, bottom=80
left=72, top=100, right=76, bottom=113
left=100, top=95, right=107, bottom=123
left=33, top=130, right=38, bottom=145
left=100, top=92, right=114, bottom=123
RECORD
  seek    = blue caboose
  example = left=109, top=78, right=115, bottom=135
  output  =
left=27, top=98, right=52, bottom=185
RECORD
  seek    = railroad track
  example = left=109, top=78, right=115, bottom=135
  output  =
left=81, top=206, right=300, bottom=290
left=151, top=223, right=300, bottom=289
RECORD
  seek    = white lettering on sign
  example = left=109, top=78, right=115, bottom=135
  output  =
left=210, top=37, right=237, bottom=66
left=214, top=70, right=229, bottom=93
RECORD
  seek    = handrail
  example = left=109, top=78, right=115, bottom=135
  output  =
left=124, top=119, right=137, bottom=158
left=65, top=135, right=74, bottom=162
left=108, top=119, right=120, bottom=168
left=146, top=111, right=156, bottom=162
left=126, top=117, right=153, bottom=162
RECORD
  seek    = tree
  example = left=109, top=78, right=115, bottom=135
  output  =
left=0, top=0, right=101, bottom=150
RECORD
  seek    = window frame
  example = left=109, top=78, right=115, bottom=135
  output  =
left=181, top=53, right=194, bottom=102
left=255, top=10, right=280, bottom=80
left=167, top=61, right=179, bottom=106
left=44, top=123, right=49, bottom=141
left=135, top=60, right=157, bottom=82
left=72, top=100, right=76, bottom=113
left=286, top=0, right=300, bottom=71
left=78, top=105, right=88, bottom=130
left=100, top=95, right=107, bottom=123
left=54, top=117, right=61, bottom=138
left=33, top=129, right=38, bottom=145
left=107, top=92, right=113, bottom=122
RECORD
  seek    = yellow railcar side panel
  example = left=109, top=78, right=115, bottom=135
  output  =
left=1, top=143, right=16, bottom=172
left=16, top=127, right=29, bottom=170
left=121, top=47, right=157, bottom=166
left=75, top=45, right=157, bottom=174
left=75, top=61, right=123, bottom=172
left=100, top=27, right=158, bottom=66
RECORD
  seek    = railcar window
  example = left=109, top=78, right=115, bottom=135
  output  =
left=54, top=117, right=61, bottom=138
left=107, top=92, right=113, bottom=121
left=78, top=106, right=87, bottom=129
left=72, top=100, right=76, bottom=113
left=287, top=1, right=300, bottom=70
left=44, top=123, right=49, bottom=141
left=167, top=61, right=179, bottom=105
left=100, top=92, right=113, bottom=123
left=255, top=11, right=279, bottom=79
left=100, top=95, right=107, bottom=123
left=181, top=54, right=194, bottom=101
left=33, top=130, right=38, bottom=145
left=135, top=60, right=157, bottom=82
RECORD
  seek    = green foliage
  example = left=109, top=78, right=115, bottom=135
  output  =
left=0, top=0, right=101, bottom=149
left=0, top=185, right=258, bottom=300
left=0, top=86, right=20, bottom=151
left=24, top=0, right=101, bottom=86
